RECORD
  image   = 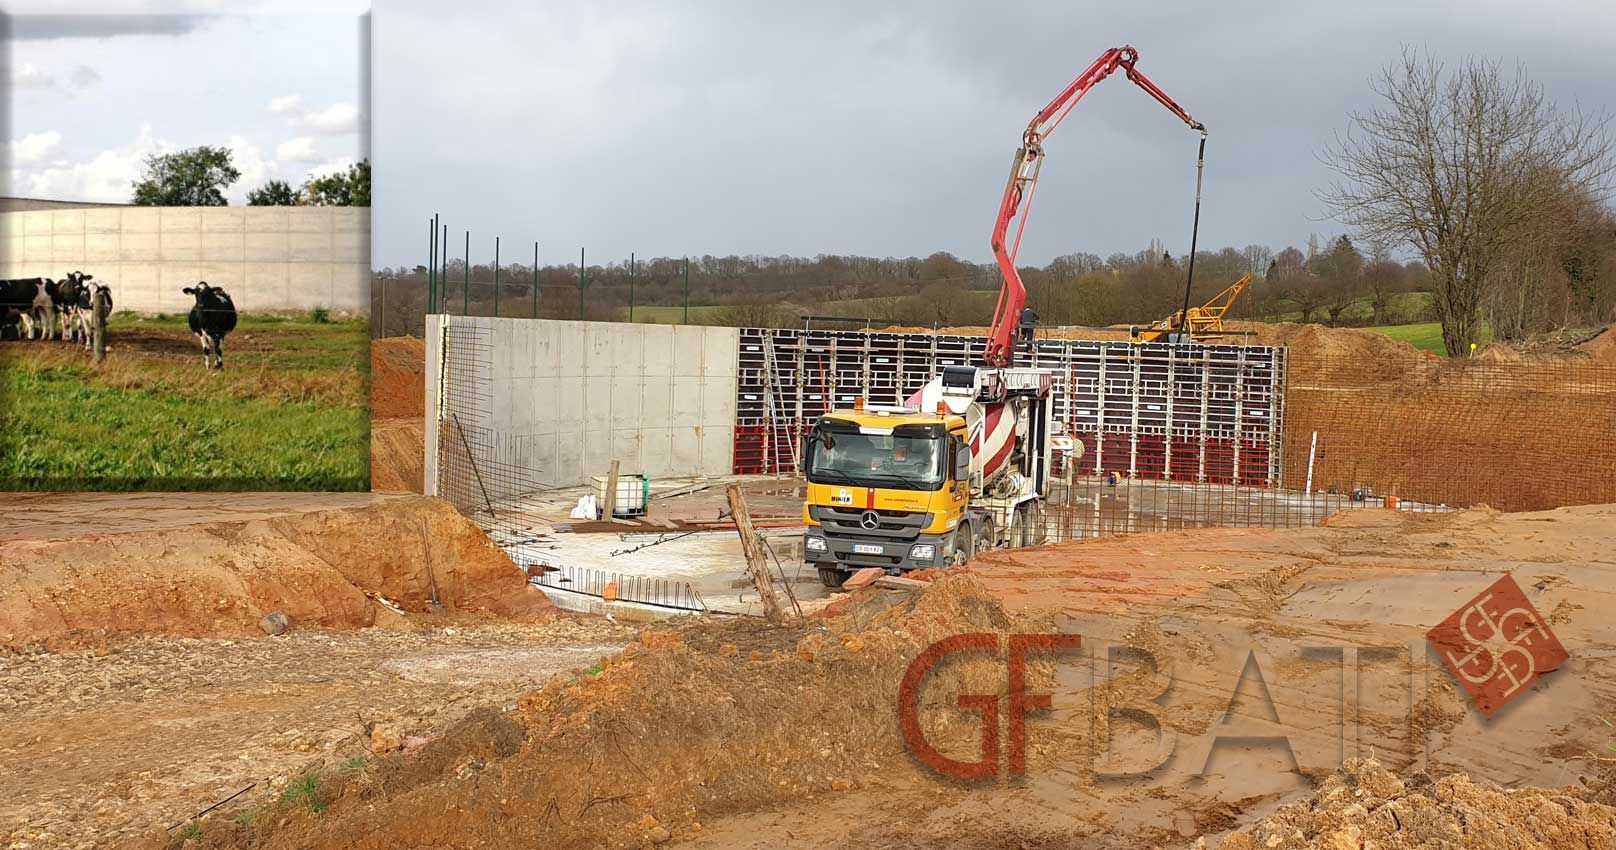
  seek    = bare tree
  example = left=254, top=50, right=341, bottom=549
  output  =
left=1320, top=49, right=1614, bottom=354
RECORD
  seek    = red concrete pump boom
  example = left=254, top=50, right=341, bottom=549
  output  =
left=984, top=45, right=1206, bottom=367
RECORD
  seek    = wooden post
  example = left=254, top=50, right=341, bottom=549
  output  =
left=603, top=459, right=620, bottom=520
left=91, top=287, right=107, bottom=364
left=726, top=484, right=790, bottom=625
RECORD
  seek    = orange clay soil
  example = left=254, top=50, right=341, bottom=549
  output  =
left=0, top=493, right=554, bottom=649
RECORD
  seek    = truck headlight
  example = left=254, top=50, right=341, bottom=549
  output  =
left=805, top=535, right=827, bottom=552
left=909, top=544, right=935, bottom=561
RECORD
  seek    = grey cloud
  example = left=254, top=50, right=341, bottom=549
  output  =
left=12, top=14, right=212, bottom=41
left=369, top=0, right=1616, bottom=269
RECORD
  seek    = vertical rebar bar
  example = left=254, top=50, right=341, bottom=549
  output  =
left=628, top=251, right=635, bottom=323
left=533, top=241, right=540, bottom=319
left=683, top=257, right=690, bottom=324
left=427, top=217, right=436, bottom=316
left=578, top=247, right=585, bottom=321
left=494, top=236, right=501, bottom=318
left=441, top=223, right=448, bottom=313
left=463, top=230, right=470, bottom=315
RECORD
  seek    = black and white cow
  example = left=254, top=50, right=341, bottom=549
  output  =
left=54, top=271, right=88, bottom=343
left=183, top=282, right=237, bottom=369
left=0, top=277, right=57, bottom=341
left=63, top=272, right=113, bottom=350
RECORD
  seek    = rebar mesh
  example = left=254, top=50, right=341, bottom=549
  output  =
left=434, top=317, right=1616, bottom=568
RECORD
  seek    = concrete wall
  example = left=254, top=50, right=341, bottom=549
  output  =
left=426, top=316, right=738, bottom=494
left=0, top=206, right=369, bottom=314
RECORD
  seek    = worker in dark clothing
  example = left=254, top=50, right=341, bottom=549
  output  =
left=1018, top=306, right=1039, bottom=345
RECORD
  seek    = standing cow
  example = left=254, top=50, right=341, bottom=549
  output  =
left=54, top=271, right=90, bottom=343
left=183, top=282, right=237, bottom=369
left=0, top=277, right=57, bottom=341
left=68, top=273, right=113, bottom=351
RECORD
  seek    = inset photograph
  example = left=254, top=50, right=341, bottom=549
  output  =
left=1, top=9, right=370, bottom=490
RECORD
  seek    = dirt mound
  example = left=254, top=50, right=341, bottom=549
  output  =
left=1579, top=326, right=1616, bottom=362
left=370, top=336, right=426, bottom=420
left=0, top=496, right=554, bottom=648
left=167, top=576, right=1054, bottom=850
left=1209, top=758, right=1616, bottom=849
left=370, top=418, right=424, bottom=493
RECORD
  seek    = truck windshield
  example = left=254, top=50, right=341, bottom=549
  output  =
left=805, top=431, right=945, bottom=491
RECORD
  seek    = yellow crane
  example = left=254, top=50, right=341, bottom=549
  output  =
left=1130, top=273, right=1253, bottom=343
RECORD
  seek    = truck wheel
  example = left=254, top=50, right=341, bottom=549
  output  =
left=1011, top=503, right=1047, bottom=548
left=952, top=524, right=975, bottom=566
left=818, top=566, right=848, bottom=588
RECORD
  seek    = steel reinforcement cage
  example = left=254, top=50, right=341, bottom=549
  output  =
left=733, top=328, right=1287, bottom=487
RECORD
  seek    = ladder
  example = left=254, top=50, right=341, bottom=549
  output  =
left=761, top=331, right=799, bottom=477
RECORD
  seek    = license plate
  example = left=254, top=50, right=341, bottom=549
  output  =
left=852, top=543, right=884, bottom=555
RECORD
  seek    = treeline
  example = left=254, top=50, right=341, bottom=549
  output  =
left=376, top=239, right=1438, bottom=330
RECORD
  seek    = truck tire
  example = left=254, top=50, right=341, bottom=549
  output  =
left=818, top=566, right=848, bottom=588
left=1011, top=502, right=1047, bottom=548
left=952, top=523, right=975, bottom=566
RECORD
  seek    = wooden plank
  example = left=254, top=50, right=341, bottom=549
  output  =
left=652, top=480, right=712, bottom=500
left=603, top=459, right=620, bottom=519
left=726, top=484, right=793, bottom=625
left=872, top=575, right=931, bottom=591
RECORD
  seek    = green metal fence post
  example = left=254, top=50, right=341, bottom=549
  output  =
left=533, top=242, right=540, bottom=319
left=494, top=236, right=501, bottom=317
left=683, top=257, right=690, bottom=324
left=628, top=252, right=635, bottom=323
left=428, top=217, right=436, bottom=315
left=463, top=230, right=470, bottom=315
left=440, top=223, right=448, bottom=313
left=577, top=247, right=585, bottom=320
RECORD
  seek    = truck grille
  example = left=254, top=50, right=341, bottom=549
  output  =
left=809, top=506, right=931, bottom=540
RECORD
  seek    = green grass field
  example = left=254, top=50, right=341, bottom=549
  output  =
left=1363, top=320, right=1491, bottom=355
left=0, top=314, right=369, bottom=490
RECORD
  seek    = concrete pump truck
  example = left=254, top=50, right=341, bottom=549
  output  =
left=803, top=46, right=1207, bottom=587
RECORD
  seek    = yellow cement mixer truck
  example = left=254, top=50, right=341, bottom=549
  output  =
left=801, top=365, right=1055, bottom=587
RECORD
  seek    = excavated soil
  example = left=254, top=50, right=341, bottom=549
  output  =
left=370, top=336, right=427, bottom=494
left=370, top=417, right=425, bottom=493
left=1211, top=758, right=1616, bottom=849
left=0, top=493, right=554, bottom=649
left=0, top=617, right=638, bottom=850
left=144, top=502, right=1616, bottom=849
left=370, top=336, right=426, bottom=421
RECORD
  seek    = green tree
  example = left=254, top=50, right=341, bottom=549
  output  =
left=131, top=146, right=240, bottom=206
left=246, top=179, right=299, bottom=206
left=301, top=159, right=370, bottom=207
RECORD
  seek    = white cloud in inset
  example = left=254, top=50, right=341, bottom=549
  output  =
left=304, top=156, right=357, bottom=181
left=269, top=94, right=304, bottom=115
left=292, top=102, right=360, bottom=135
left=10, top=131, right=64, bottom=165
left=14, top=124, right=166, bottom=203
left=276, top=136, right=321, bottom=163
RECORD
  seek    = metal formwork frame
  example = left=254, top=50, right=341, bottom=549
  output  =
left=729, top=328, right=1287, bottom=482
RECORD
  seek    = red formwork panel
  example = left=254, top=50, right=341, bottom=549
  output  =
left=733, top=328, right=1287, bottom=486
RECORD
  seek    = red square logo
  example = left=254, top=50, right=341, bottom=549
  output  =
left=1427, top=574, right=1568, bottom=717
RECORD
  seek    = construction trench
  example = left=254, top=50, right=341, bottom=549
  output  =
left=2, top=320, right=1615, bottom=850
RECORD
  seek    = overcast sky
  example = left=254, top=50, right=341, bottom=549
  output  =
left=5, top=1, right=366, bottom=206
left=372, top=0, right=1615, bottom=271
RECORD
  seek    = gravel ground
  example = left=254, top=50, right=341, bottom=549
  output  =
left=0, top=616, right=638, bottom=850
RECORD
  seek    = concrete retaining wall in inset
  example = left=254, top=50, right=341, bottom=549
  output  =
left=0, top=206, right=369, bottom=314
